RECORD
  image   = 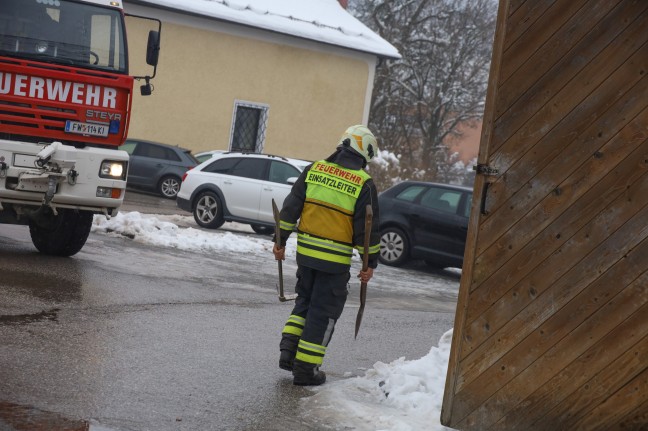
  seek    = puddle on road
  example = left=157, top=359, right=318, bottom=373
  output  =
left=0, top=308, right=59, bottom=325
left=2, top=269, right=83, bottom=302
left=0, top=256, right=83, bottom=302
left=0, top=401, right=117, bottom=431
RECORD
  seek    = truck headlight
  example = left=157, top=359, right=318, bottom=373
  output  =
left=99, top=161, right=127, bottom=180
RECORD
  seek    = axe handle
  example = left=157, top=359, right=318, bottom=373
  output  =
left=272, top=199, right=285, bottom=297
left=355, top=205, right=373, bottom=339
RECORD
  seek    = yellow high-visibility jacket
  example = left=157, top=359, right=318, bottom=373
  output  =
left=277, top=154, right=380, bottom=273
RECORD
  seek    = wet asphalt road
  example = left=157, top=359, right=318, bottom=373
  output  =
left=0, top=190, right=458, bottom=431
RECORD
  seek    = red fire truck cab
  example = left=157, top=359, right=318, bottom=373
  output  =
left=0, top=0, right=160, bottom=256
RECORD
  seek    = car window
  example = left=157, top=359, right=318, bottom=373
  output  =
left=269, top=161, right=301, bottom=184
left=395, top=185, right=425, bottom=202
left=420, top=187, right=462, bottom=214
left=131, top=142, right=151, bottom=157
left=132, top=142, right=179, bottom=161
left=203, top=157, right=239, bottom=174
left=120, top=141, right=136, bottom=154
left=183, top=150, right=199, bottom=164
left=231, top=159, right=267, bottom=180
left=165, top=148, right=182, bottom=162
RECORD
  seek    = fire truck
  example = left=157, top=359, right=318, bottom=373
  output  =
left=0, top=0, right=160, bottom=256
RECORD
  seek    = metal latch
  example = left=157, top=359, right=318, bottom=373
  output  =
left=473, top=163, right=499, bottom=176
left=67, top=169, right=78, bottom=185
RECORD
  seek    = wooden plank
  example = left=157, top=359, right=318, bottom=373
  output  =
left=493, top=327, right=648, bottom=429
left=506, top=0, right=529, bottom=17
left=442, top=1, right=648, bottom=428
left=454, top=227, right=648, bottom=412
left=499, top=0, right=588, bottom=84
left=455, top=276, right=648, bottom=429
left=440, top=0, right=511, bottom=426
left=481, top=51, right=648, bottom=265
left=471, top=80, right=648, bottom=289
left=450, top=202, right=648, bottom=425
left=471, top=114, right=648, bottom=297
left=487, top=36, right=648, bottom=217
left=503, top=0, right=556, bottom=51
left=610, top=398, right=648, bottom=431
left=559, top=366, right=648, bottom=429
left=495, top=0, right=645, bottom=139
left=458, top=173, right=648, bottom=372
left=465, top=126, right=648, bottom=323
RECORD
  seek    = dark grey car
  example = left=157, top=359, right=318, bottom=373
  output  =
left=378, top=181, right=473, bottom=268
left=119, top=139, right=198, bottom=199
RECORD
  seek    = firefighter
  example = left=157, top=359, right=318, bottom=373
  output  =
left=272, top=125, right=381, bottom=386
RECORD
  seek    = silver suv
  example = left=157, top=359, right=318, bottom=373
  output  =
left=176, top=152, right=311, bottom=234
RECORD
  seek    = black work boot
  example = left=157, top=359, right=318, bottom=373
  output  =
left=279, top=334, right=299, bottom=371
left=279, top=350, right=295, bottom=371
left=292, top=359, right=326, bottom=386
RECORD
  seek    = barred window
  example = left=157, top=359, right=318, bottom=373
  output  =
left=230, top=101, right=268, bottom=153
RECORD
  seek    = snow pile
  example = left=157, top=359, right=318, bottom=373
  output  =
left=91, top=211, right=297, bottom=256
left=303, top=329, right=455, bottom=431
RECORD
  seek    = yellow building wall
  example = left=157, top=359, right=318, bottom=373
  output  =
left=125, top=17, right=372, bottom=162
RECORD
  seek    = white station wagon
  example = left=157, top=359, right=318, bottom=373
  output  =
left=177, top=152, right=311, bottom=234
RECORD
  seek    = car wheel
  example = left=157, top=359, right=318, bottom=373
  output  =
left=159, top=175, right=181, bottom=199
left=379, top=227, right=409, bottom=266
left=251, top=224, right=274, bottom=235
left=193, top=191, right=225, bottom=229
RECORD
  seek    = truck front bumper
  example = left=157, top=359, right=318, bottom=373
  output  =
left=0, top=140, right=129, bottom=217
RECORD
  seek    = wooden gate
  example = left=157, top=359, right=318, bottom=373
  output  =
left=441, top=0, right=648, bottom=429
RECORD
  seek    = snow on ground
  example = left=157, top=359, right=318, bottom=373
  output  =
left=92, top=211, right=286, bottom=256
left=92, top=211, right=457, bottom=430
left=303, top=330, right=454, bottom=431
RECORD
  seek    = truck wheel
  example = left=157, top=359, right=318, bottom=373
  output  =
left=29, top=209, right=94, bottom=257
left=193, top=191, right=225, bottom=229
left=159, top=175, right=181, bottom=199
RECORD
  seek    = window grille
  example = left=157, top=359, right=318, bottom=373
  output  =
left=230, top=101, right=268, bottom=153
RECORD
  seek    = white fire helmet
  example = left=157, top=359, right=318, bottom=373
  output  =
left=338, top=125, right=378, bottom=163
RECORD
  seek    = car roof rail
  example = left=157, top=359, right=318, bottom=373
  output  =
left=222, top=151, right=289, bottom=162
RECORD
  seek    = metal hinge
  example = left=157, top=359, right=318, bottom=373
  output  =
left=473, top=163, right=499, bottom=176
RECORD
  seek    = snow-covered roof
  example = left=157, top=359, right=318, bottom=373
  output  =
left=127, top=0, right=401, bottom=59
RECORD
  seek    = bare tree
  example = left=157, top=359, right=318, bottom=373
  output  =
left=350, top=0, right=497, bottom=189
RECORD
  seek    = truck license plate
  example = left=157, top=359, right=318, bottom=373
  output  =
left=65, top=121, right=109, bottom=137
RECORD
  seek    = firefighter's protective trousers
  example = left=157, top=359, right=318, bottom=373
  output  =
left=281, top=266, right=350, bottom=365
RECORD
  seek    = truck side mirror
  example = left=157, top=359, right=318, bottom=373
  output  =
left=127, top=14, right=161, bottom=96
left=146, top=30, right=160, bottom=66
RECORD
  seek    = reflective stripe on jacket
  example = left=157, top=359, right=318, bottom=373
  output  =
left=297, top=161, right=371, bottom=266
